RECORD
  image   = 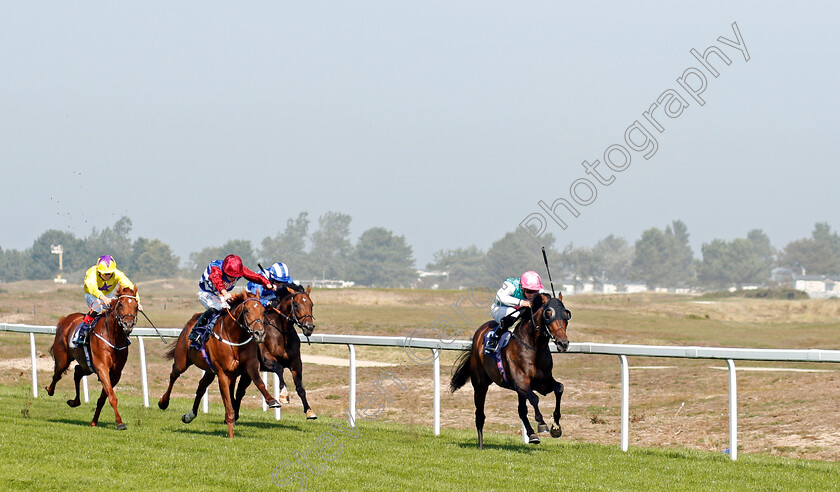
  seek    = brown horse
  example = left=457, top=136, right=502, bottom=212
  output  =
left=232, top=283, right=317, bottom=420
left=157, top=290, right=280, bottom=438
left=45, top=285, right=140, bottom=430
left=450, top=292, right=571, bottom=449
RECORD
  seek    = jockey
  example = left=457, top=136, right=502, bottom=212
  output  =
left=73, top=255, right=141, bottom=347
left=246, top=261, right=294, bottom=306
left=484, top=271, right=545, bottom=354
left=189, top=254, right=274, bottom=343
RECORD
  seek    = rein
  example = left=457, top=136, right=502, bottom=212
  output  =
left=215, top=298, right=263, bottom=347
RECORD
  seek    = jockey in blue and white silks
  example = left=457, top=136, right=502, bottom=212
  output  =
left=246, top=262, right=295, bottom=306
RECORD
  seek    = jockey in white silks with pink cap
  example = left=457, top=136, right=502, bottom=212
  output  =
left=484, top=271, right=546, bottom=354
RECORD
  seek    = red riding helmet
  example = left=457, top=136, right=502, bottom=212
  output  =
left=221, top=254, right=244, bottom=278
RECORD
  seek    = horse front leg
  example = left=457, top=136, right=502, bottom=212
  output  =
left=93, top=369, right=125, bottom=430
left=182, top=371, right=215, bottom=424
left=288, top=358, right=315, bottom=419
left=550, top=379, right=564, bottom=438
left=245, top=358, right=280, bottom=409
left=217, top=372, right=236, bottom=438
left=518, top=388, right=546, bottom=444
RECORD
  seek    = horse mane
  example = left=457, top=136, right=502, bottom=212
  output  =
left=227, top=290, right=258, bottom=309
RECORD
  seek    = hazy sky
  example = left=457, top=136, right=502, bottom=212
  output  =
left=2, top=2, right=838, bottom=268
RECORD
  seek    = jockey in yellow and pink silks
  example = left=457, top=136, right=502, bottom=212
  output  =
left=72, top=255, right=142, bottom=346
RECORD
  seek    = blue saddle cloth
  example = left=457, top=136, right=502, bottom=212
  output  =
left=484, top=327, right=512, bottom=384
left=189, top=312, right=222, bottom=351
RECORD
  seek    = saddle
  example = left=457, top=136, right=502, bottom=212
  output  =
left=189, top=312, right=222, bottom=351
left=483, top=325, right=512, bottom=384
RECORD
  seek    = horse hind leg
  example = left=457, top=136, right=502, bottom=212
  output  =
left=46, top=346, right=72, bottom=397
left=473, top=381, right=489, bottom=450
left=183, top=371, right=215, bottom=424
left=232, top=374, right=252, bottom=422
left=158, top=348, right=190, bottom=410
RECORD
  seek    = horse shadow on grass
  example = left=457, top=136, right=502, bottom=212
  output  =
left=48, top=417, right=112, bottom=428
left=454, top=441, right=541, bottom=454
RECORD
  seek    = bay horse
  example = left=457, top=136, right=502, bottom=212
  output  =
left=45, top=285, right=139, bottom=430
left=450, top=292, right=571, bottom=449
left=231, top=283, right=317, bottom=420
left=157, top=290, right=280, bottom=438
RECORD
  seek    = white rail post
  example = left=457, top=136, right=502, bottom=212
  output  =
left=349, top=344, right=356, bottom=427
left=202, top=371, right=209, bottom=413
left=138, top=337, right=149, bottom=407
left=620, top=354, right=629, bottom=452
left=433, top=348, right=440, bottom=436
left=82, top=376, right=89, bottom=403
left=262, top=372, right=269, bottom=412
left=274, top=373, right=281, bottom=420
left=727, top=359, right=738, bottom=461
left=29, top=333, right=38, bottom=398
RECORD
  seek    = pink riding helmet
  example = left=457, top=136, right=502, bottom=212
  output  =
left=520, top=271, right=543, bottom=291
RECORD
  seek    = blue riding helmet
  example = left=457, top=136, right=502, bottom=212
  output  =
left=265, top=262, right=293, bottom=284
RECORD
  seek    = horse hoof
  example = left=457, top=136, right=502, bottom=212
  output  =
left=279, top=387, right=290, bottom=404
left=182, top=412, right=196, bottom=424
left=267, top=398, right=282, bottom=409
left=537, top=423, right=549, bottom=434
left=528, top=434, right=541, bottom=444
left=45, top=386, right=54, bottom=397
left=116, top=423, right=127, bottom=431
left=158, top=399, right=169, bottom=410
left=550, top=425, right=563, bottom=438
left=305, top=410, right=318, bottom=420
left=67, top=399, right=80, bottom=408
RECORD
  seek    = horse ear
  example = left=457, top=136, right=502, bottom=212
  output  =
left=306, top=285, right=311, bottom=294
left=286, top=286, right=296, bottom=295
left=557, top=291, right=563, bottom=301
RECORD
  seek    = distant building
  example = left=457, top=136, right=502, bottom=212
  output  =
left=792, top=275, right=840, bottom=298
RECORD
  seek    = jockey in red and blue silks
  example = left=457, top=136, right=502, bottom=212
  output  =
left=189, top=254, right=273, bottom=343
left=246, top=262, right=295, bottom=306
left=484, top=271, right=546, bottom=354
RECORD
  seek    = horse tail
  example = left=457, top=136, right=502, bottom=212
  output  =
left=164, top=342, right=178, bottom=360
left=449, top=345, right=473, bottom=393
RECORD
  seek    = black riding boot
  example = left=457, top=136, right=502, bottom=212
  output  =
left=484, top=314, right=515, bottom=354
left=72, top=310, right=97, bottom=347
left=189, top=308, right=217, bottom=343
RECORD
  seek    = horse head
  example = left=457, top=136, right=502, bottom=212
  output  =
left=282, top=284, right=316, bottom=337
left=230, top=290, right=267, bottom=343
left=113, top=285, right=139, bottom=336
left=532, top=293, right=571, bottom=352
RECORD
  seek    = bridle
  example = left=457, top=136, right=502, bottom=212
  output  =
left=268, top=291, right=314, bottom=332
left=212, top=297, right=265, bottom=347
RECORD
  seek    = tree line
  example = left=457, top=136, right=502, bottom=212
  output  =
left=3, top=214, right=840, bottom=290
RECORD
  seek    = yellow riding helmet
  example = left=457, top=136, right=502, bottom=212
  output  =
left=96, top=255, right=117, bottom=274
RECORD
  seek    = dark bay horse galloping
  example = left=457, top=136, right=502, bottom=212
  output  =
left=232, top=283, right=317, bottom=420
left=157, top=290, right=280, bottom=438
left=45, top=285, right=139, bottom=430
left=450, top=292, right=571, bottom=449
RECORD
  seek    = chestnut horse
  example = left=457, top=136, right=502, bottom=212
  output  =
left=45, top=285, right=139, bottom=430
left=450, top=292, right=571, bottom=449
left=232, top=283, right=317, bottom=420
left=157, top=290, right=280, bottom=438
